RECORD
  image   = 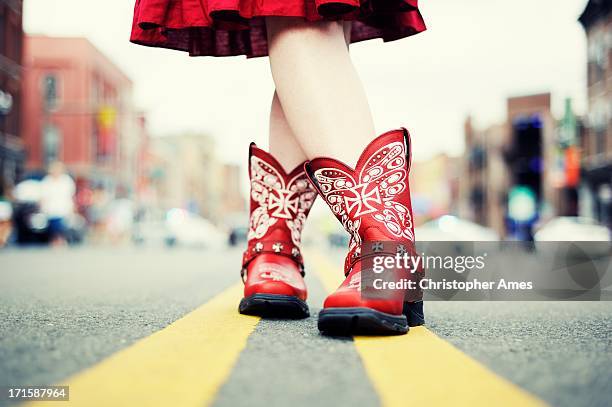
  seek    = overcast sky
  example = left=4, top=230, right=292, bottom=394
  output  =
left=24, top=0, right=589, bottom=165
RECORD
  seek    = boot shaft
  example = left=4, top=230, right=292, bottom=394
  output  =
left=305, top=128, right=416, bottom=251
left=248, top=143, right=317, bottom=246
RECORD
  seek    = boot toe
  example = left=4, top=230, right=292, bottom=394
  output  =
left=245, top=280, right=306, bottom=300
left=323, top=289, right=403, bottom=315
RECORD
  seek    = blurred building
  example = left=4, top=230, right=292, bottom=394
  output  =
left=133, top=114, right=152, bottom=200
left=459, top=119, right=508, bottom=236
left=147, top=133, right=244, bottom=224
left=579, top=0, right=612, bottom=229
left=461, top=93, right=558, bottom=239
left=22, top=36, right=143, bottom=203
left=410, top=153, right=460, bottom=225
left=219, top=163, right=246, bottom=223
left=0, top=0, right=23, bottom=198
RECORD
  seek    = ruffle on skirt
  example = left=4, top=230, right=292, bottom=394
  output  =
left=130, top=0, right=426, bottom=58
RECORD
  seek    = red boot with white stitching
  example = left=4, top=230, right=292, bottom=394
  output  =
left=239, top=143, right=317, bottom=318
left=305, top=128, right=424, bottom=335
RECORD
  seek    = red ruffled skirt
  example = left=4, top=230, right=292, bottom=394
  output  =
left=130, top=0, right=426, bottom=58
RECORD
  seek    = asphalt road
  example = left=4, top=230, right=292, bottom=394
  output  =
left=0, top=247, right=611, bottom=407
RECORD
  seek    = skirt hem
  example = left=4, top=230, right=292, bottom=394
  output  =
left=130, top=0, right=426, bottom=58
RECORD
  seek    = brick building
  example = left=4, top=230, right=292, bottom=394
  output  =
left=22, top=36, right=140, bottom=197
left=459, top=118, right=508, bottom=236
left=0, top=0, right=23, bottom=198
left=579, top=0, right=612, bottom=229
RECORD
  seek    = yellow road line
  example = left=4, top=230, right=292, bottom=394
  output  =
left=26, top=283, right=258, bottom=407
left=310, top=252, right=546, bottom=407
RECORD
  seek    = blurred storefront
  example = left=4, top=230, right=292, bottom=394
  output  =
left=0, top=0, right=23, bottom=199
left=461, top=93, right=560, bottom=239
left=579, top=0, right=612, bottom=230
left=459, top=118, right=509, bottom=237
left=21, top=35, right=143, bottom=210
left=146, top=133, right=245, bottom=225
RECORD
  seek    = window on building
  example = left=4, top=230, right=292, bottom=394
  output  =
left=42, top=73, right=60, bottom=111
left=590, top=100, right=609, bottom=157
left=91, top=75, right=101, bottom=105
left=588, top=32, right=607, bottom=86
left=595, top=128, right=606, bottom=157
left=469, top=145, right=486, bottom=171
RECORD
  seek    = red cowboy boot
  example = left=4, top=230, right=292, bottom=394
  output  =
left=305, top=128, right=424, bottom=335
left=239, top=143, right=317, bottom=318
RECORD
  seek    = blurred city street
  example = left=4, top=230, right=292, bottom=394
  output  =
left=0, top=0, right=611, bottom=406
left=0, top=0, right=610, bottom=252
left=0, top=247, right=611, bottom=407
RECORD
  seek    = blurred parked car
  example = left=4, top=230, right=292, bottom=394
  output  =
left=133, top=219, right=175, bottom=247
left=12, top=179, right=49, bottom=245
left=416, top=215, right=500, bottom=242
left=228, top=226, right=248, bottom=246
left=134, top=208, right=226, bottom=249
left=414, top=215, right=500, bottom=256
left=11, top=179, right=86, bottom=246
left=534, top=217, right=611, bottom=257
left=167, top=209, right=226, bottom=249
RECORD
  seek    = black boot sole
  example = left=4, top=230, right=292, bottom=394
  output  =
left=403, top=300, right=425, bottom=327
left=318, top=307, right=408, bottom=336
left=239, top=294, right=310, bottom=319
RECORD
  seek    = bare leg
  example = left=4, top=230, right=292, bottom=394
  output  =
left=268, top=22, right=352, bottom=169
left=269, top=91, right=308, bottom=171
left=266, top=17, right=376, bottom=165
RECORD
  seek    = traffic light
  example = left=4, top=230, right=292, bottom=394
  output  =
left=509, top=115, right=543, bottom=205
left=506, top=115, right=543, bottom=240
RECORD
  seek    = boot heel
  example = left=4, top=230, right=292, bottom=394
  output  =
left=402, top=300, right=425, bottom=327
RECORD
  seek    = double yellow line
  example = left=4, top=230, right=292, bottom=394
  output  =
left=26, top=254, right=545, bottom=407
left=310, top=253, right=545, bottom=407
left=26, top=283, right=259, bottom=407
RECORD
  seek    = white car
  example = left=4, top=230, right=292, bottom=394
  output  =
left=415, top=215, right=500, bottom=242
left=165, top=208, right=226, bottom=249
left=134, top=208, right=226, bottom=249
left=414, top=215, right=500, bottom=257
left=534, top=217, right=611, bottom=257
left=534, top=217, right=610, bottom=242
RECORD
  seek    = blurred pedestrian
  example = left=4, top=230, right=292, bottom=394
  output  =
left=131, top=1, right=426, bottom=335
left=40, top=161, right=75, bottom=246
